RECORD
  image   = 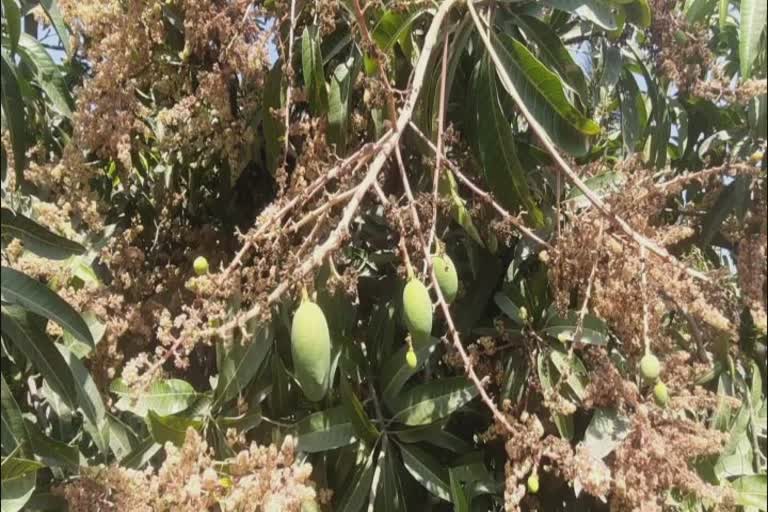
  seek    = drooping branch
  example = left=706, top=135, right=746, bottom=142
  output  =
left=209, top=0, right=461, bottom=339
left=466, top=1, right=708, bottom=283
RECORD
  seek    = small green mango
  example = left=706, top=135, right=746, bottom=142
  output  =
left=301, top=500, right=320, bottom=512
left=291, top=300, right=331, bottom=402
left=432, top=254, right=458, bottom=304
left=406, top=348, right=418, bottom=369
left=193, top=256, right=209, bottom=276
left=640, top=353, right=661, bottom=382
left=527, top=474, right=540, bottom=494
left=402, top=278, right=432, bottom=337
left=653, top=381, right=669, bottom=407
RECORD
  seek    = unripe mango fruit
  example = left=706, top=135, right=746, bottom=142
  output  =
left=402, top=278, right=432, bottom=337
left=432, top=254, right=458, bottom=304
left=527, top=474, right=540, bottom=494
left=193, top=256, right=209, bottom=276
left=654, top=381, right=669, bottom=407
left=406, top=348, right=418, bottom=369
left=640, top=353, right=661, bottom=382
left=291, top=300, right=331, bottom=402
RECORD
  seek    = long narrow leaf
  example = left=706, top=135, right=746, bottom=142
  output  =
left=739, top=0, right=768, bottom=79
left=0, top=52, right=27, bottom=183
left=1, top=267, right=94, bottom=347
left=1, top=208, right=85, bottom=260
left=0, top=309, right=79, bottom=410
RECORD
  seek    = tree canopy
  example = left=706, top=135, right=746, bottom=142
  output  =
left=0, top=0, right=766, bottom=510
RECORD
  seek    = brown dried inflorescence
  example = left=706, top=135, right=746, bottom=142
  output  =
left=610, top=408, right=733, bottom=511
left=58, top=428, right=318, bottom=511
left=649, top=0, right=713, bottom=93
left=551, top=163, right=742, bottom=366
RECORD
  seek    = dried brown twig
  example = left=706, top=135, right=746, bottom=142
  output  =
left=209, top=0, right=461, bottom=340
left=408, top=121, right=552, bottom=249
left=391, top=130, right=517, bottom=435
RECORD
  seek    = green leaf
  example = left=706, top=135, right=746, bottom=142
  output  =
left=537, top=350, right=574, bottom=440
left=1, top=308, right=80, bottom=408
left=371, top=8, right=425, bottom=57
left=25, top=420, right=79, bottom=469
left=56, top=344, right=109, bottom=455
left=438, top=170, right=485, bottom=248
left=213, top=323, right=272, bottom=407
left=699, top=176, right=750, bottom=247
left=449, top=468, right=470, bottom=512
left=732, top=475, right=767, bottom=510
left=111, top=378, right=198, bottom=418
left=399, top=443, right=451, bottom=501
left=619, top=70, right=647, bottom=153
left=262, top=63, right=284, bottom=175
left=740, top=0, right=768, bottom=80
left=146, top=411, right=201, bottom=446
left=0, top=471, right=35, bottom=512
left=39, top=0, right=71, bottom=57
left=491, top=33, right=598, bottom=156
left=296, top=407, right=357, bottom=453
left=336, top=446, right=377, bottom=512
left=61, top=310, right=105, bottom=358
left=302, top=26, right=329, bottom=115
left=0, top=458, right=43, bottom=481
left=391, top=377, right=478, bottom=426
left=21, top=491, right=67, bottom=512
left=340, top=373, right=379, bottom=445
left=583, top=408, right=631, bottom=459
left=625, top=0, right=652, bottom=28
left=381, top=335, right=440, bottom=405
left=375, top=442, right=405, bottom=512
left=120, top=436, right=160, bottom=469
left=715, top=433, right=754, bottom=478
left=565, top=171, right=625, bottom=209
left=685, top=0, right=716, bottom=24
left=17, top=33, right=73, bottom=117
left=543, top=310, right=609, bottom=345
left=494, top=292, right=527, bottom=325
left=395, top=422, right=472, bottom=454
left=1, top=208, right=85, bottom=260
left=328, top=56, right=360, bottom=153
left=1, top=0, right=21, bottom=55
left=1, top=266, right=94, bottom=347
left=538, top=0, right=618, bottom=30
left=549, top=350, right=588, bottom=402
left=472, top=58, right=544, bottom=225
left=501, top=354, right=528, bottom=405
left=0, top=375, right=30, bottom=457
left=107, top=413, right=139, bottom=461
left=0, top=51, right=27, bottom=183
left=513, top=14, right=589, bottom=99
left=719, top=0, right=730, bottom=29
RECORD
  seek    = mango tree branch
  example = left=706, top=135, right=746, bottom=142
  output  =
left=466, top=1, right=708, bottom=283
left=210, top=0, right=461, bottom=339
left=408, top=121, right=552, bottom=249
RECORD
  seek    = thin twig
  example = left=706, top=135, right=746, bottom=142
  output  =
left=640, top=245, right=651, bottom=355
left=466, top=2, right=708, bottom=283
left=394, top=136, right=516, bottom=434
left=426, top=33, right=451, bottom=261
left=289, top=187, right=357, bottom=233
left=209, top=0, right=460, bottom=340
left=408, top=121, right=552, bottom=249
left=220, top=138, right=386, bottom=280
left=283, top=0, right=298, bottom=166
